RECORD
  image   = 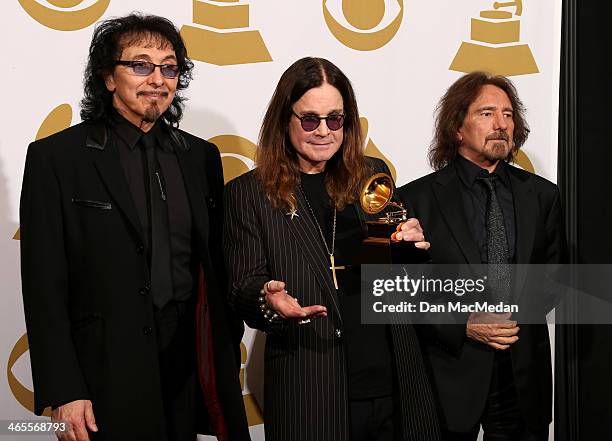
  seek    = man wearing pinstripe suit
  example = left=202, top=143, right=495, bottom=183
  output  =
left=223, top=57, right=441, bottom=441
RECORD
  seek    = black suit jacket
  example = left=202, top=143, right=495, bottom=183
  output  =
left=397, top=161, right=567, bottom=433
left=19, top=121, right=250, bottom=441
left=223, top=157, right=441, bottom=441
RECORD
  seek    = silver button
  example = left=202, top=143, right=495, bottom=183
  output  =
left=335, top=328, right=343, bottom=339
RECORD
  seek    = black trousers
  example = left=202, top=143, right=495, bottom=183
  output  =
left=350, top=395, right=397, bottom=441
left=155, top=300, right=199, bottom=441
left=442, top=352, right=548, bottom=441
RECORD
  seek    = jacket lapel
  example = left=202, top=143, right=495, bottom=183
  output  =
left=87, top=123, right=144, bottom=243
left=432, top=165, right=481, bottom=264
left=172, top=138, right=210, bottom=247
left=281, top=189, right=343, bottom=323
left=504, top=165, right=536, bottom=307
left=508, top=166, right=536, bottom=264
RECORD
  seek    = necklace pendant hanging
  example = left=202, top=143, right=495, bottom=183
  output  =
left=329, top=254, right=345, bottom=290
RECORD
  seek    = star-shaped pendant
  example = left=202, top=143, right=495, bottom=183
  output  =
left=286, top=208, right=299, bottom=220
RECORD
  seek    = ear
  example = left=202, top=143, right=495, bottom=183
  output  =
left=104, top=72, right=116, bottom=93
left=456, top=128, right=463, bottom=144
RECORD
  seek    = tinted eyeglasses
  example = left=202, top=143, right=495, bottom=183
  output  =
left=115, top=60, right=180, bottom=79
left=292, top=111, right=345, bottom=132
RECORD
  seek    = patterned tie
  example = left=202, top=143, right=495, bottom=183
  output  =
left=140, top=132, right=173, bottom=309
left=477, top=174, right=511, bottom=302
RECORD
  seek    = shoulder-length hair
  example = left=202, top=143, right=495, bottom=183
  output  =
left=80, top=13, right=193, bottom=127
left=429, top=71, right=530, bottom=170
left=255, top=57, right=368, bottom=211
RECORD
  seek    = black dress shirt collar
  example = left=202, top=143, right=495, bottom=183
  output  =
left=455, top=154, right=511, bottom=190
left=109, top=111, right=173, bottom=152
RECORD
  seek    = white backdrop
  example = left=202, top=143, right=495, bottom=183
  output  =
left=1, top=1, right=562, bottom=439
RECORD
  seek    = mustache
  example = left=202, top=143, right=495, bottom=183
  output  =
left=137, top=91, right=169, bottom=97
left=485, top=132, right=510, bottom=142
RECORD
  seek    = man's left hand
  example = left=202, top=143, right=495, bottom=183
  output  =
left=391, top=218, right=430, bottom=250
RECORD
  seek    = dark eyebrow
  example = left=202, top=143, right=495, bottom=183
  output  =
left=298, top=108, right=344, bottom=115
left=131, top=54, right=152, bottom=61
left=131, top=53, right=177, bottom=63
left=475, top=105, right=514, bottom=113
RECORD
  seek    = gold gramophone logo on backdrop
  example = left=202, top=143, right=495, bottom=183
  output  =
left=180, top=0, right=272, bottom=66
left=17, top=0, right=110, bottom=31
left=449, top=0, right=539, bottom=77
left=323, top=0, right=404, bottom=51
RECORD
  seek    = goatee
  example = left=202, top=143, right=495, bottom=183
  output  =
left=143, top=103, right=161, bottom=123
left=485, top=141, right=511, bottom=162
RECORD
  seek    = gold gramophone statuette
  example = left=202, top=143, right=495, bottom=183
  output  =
left=360, top=172, right=407, bottom=226
left=357, top=173, right=429, bottom=264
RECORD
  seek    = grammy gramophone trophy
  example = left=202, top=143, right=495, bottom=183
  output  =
left=357, top=173, right=430, bottom=264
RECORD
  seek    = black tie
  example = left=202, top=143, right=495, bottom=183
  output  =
left=477, top=174, right=511, bottom=302
left=140, top=132, right=173, bottom=309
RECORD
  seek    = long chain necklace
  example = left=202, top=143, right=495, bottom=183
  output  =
left=299, top=185, right=344, bottom=290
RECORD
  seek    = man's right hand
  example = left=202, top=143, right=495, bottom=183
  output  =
left=264, top=280, right=327, bottom=321
left=52, top=399, right=98, bottom=441
left=466, top=312, right=519, bottom=350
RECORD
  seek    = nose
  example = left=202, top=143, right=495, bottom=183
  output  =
left=314, top=118, right=331, bottom=136
left=493, top=112, right=508, bottom=131
left=148, top=66, right=164, bottom=86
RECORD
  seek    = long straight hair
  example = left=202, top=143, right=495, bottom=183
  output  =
left=255, top=57, right=368, bottom=211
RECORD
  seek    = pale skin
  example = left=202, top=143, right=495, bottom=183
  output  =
left=52, top=399, right=97, bottom=441
left=458, top=84, right=520, bottom=349
left=54, top=38, right=178, bottom=441
left=263, top=82, right=430, bottom=321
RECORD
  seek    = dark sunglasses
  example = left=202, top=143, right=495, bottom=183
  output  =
left=292, top=111, right=345, bottom=132
left=115, top=60, right=180, bottom=79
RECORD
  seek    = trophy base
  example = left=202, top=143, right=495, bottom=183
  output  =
left=356, top=221, right=430, bottom=264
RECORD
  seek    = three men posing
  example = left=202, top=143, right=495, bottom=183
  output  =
left=19, top=12, right=564, bottom=441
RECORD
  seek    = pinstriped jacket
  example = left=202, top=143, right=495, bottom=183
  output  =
left=223, top=157, right=441, bottom=441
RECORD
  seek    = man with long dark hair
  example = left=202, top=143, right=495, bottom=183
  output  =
left=398, top=72, right=567, bottom=440
left=20, top=13, right=249, bottom=441
left=223, top=57, right=440, bottom=441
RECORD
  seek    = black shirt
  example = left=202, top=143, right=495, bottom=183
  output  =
left=110, top=113, right=193, bottom=303
left=455, top=155, right=516, bottom=264
left=300, top=172, right=394, bottom=400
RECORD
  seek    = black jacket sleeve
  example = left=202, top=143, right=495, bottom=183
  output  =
left=20, top=141, right=89, bottom=414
